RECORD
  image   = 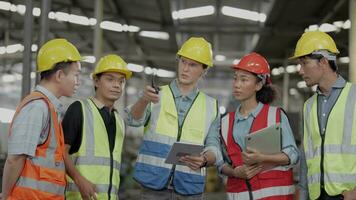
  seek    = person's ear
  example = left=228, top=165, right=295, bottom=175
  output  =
left=54, top=70, right=64, bottom=82
left=319, top=57, right=329, bottom=69
left=255, top=80, right=263, bottom=92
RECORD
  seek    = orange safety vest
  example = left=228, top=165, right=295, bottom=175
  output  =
left=220, top=104, right=295, bottom=200
left=7, top=91, right=66, bottom=200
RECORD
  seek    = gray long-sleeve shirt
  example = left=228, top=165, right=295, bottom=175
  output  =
left=299, top=75, right=346, bottom=200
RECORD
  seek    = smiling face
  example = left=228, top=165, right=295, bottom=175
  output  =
left=232, top=69, right=263, bottom=102
left=177, top=56, right=205, bottom=87
left=94, top=72, right=126, bottom=102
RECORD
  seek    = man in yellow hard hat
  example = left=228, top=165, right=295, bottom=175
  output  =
left=1, top=38, right=82, bottom=200
left=290, top=31, right=356, bottom=200
left=62, top=54, right=133, bottom=200
left=124, top=37, right=221, bottom=199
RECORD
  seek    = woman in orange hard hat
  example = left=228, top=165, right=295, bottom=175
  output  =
left=219, top=52, right=299, bottom=200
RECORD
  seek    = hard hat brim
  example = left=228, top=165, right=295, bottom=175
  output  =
left=92, top=69, right=132, bottom=79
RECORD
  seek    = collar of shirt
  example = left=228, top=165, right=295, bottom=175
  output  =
left=170, top=79, right=199, bottom=100
left=234, top=102, right=264, bottom=122
left=35, top=85, right=64, bottom=116
left=316, top=75, right=346, bottom=96
left=90, top=97, right=117, bottom=112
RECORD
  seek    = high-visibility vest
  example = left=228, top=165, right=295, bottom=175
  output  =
left=8, top=91, right=66, bottom=200
left=66, top=99, right=125, bottom=200
left=303, top=82, right=356, bottom=200
left=220, top=104, right=294, bottom=200
left=134, top=85, right=218, bottom=195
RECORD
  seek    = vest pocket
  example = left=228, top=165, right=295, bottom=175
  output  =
left=39, top=166, right=66, bottom=185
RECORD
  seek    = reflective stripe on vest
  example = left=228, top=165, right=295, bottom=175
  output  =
left=227, top=185, right=295, bottom=200
left=303, top=83, right=356, bottom=200
left=66, top=99, right=124, bottom=200
left=134, top=85, right=217, bottom=195
left=9, top=91, right=66, bottom=200
left=221, top=104, right=294, bottom=200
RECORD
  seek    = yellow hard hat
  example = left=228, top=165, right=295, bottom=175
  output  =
left=177, top=37, right=213, bottom=67
left=290, top=31, right=339, bottom=59
left=37, top=38, right=82, bottom=72
left=93, top=54, right=132, bottom=79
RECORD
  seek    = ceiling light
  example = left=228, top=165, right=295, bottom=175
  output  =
left=157, top=69, right=175, bottom=78
left=172, top=5, right=215, bottom=20
left=144, top=67, right=153, bottom=75
left=219, top=106, right=226, bottom=115
left=82, top=56, right=96, bottom=63
left=318, top=23, right=337, bottom=32
left=0, top=1, right=11, bottom=11
left=32, top=7, right=41, bottom=16
left=31, top=44, right=38, bottom=52
left=271, top=68, right=280, bottom=76
left=343, top=20, right=351, bottom=29
left=127, top=63, right=144, bottom=72
left=54, top=11, right=70, bottom=22
left=139, top=31, right=169, bottom=40
left=6, top=44, right=24, bottom=54
left=233, top=59, right=240, bottom=65
left=100, top=21, right=123, bottom=32
left=297, top=81, right=307, bottom=89
left=68, top=14, right=91, bottom=26
left=215, top=55, right=226, bottom=61
left=339, top=56, right=350, bottom=63
left=286, top=65, right=297, bottom=73
left=221, top=6, right=266, bottom=22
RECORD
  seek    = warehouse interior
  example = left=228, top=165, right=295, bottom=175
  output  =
left=0, top=0, right=355, bottom=199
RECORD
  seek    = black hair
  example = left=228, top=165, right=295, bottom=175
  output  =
left=40, top=61, right=75, bottom=80
left=93, top=73, right=103, bottom=91
left=256, top=84, right=277, bottom=104
left=304, top=54, right=338, bottom=72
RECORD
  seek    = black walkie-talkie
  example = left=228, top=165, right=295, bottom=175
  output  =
left=151, top=74, right=160, bottom=94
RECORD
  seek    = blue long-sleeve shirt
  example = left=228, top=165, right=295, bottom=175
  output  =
left=124, top=79, right=222, bottom=165
left=218, top=102, right=300, bottom=171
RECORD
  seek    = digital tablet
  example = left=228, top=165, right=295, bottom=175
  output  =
left=165, top=142, right=204, bottom=165
left=245, top=123, right=281, bottom=154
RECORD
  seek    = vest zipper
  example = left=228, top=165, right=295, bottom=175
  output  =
left=165, top=126, right=183, bottom=189
left=108, top=149, right=114, bottom=199
left=320, top=133, right=325, bottom=191
left=164, top=87, right=201, bottom=190
left=245, top=180, right=254, bottom=200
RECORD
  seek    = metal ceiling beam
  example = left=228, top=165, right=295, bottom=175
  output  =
left=110, top=0, right=153, bottom=66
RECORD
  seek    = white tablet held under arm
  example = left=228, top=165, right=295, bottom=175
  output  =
left=245, top=123, right=281, bottom=154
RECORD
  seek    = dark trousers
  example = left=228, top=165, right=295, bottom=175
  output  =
left=318, top=189, right=343, bottom=200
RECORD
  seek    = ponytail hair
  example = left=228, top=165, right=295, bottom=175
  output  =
left=256, top=84, right=277, bottom=104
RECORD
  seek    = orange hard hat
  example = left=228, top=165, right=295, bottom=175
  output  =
left=233, top=52, right=270, bottom=75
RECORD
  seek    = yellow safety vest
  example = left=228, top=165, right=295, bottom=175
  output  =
left=303, top=82, right=356, bottom=200
left=66, top=99, right=125, bottom=200
left=134, top=85, right=218, bottom=195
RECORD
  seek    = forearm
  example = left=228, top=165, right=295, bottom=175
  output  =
left=262, top=152, right=290, bottom=166
left=64, top=145, right=84, bottom=183
left=1, top=155, right=26, bottom=198
left=130, top=98, right=150, bottom=120
left=221, top=164, right=236, bottom=177
left=203, top=151, right=216, bottom=167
